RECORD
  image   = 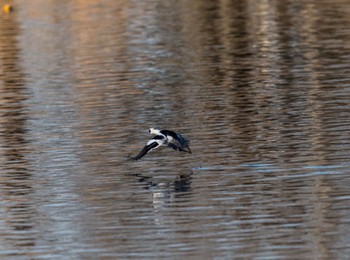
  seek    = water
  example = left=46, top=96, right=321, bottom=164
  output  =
left=1, top=0, right=350, bottom=258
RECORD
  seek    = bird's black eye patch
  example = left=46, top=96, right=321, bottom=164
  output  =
left=148, top=129, right=151, bottom=133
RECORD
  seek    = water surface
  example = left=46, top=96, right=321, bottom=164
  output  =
left=1, top=0, right=350, bottom=258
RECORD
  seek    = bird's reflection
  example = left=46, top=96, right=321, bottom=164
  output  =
left=132, top=170, right=193, bottom=225
left=132, top=170, right=193, bottom=193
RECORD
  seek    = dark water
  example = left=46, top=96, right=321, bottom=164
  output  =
left=1, top=0, right=350, bottom=258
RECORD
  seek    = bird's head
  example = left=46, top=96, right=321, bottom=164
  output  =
left=149, top=128, right=160, bottom=135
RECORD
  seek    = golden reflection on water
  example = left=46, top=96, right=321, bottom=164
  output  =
left=0, top=1, right=36, bottom=251
left=0, top=0, right=350, bottom=258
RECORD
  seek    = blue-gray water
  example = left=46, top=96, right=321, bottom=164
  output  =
left=1, top=0, right=350, bottom=258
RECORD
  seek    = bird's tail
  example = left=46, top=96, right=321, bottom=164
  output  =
left=184, top=147, right=192, bottom=154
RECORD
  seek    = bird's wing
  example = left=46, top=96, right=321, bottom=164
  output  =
left=131, top=140, right=161, bottom=161
left=162, top=131, right=190, bottom=147
left=166, top=138, right=192, bottom=153
left=161, top=130, right=191, bottom=152
left=167, top=142, right=181, bottom=151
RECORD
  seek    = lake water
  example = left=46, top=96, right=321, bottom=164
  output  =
left=1, top=0, right=350, bottom=258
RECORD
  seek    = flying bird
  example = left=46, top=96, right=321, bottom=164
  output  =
left=131, top=128, right=192, bottom=161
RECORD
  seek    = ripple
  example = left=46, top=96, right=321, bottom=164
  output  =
left=1, top=0, right=350, bottom=258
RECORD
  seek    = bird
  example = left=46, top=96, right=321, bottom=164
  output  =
left=131, top=128, right=192, bottom=161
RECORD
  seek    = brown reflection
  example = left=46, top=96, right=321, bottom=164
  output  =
left=1, top=0, right=345, bottom=258
left=176, top=0, right=346, bottom=258
left=68, top=0, right=134, bottom=168
left=0, top=5, right=35, bottom=248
